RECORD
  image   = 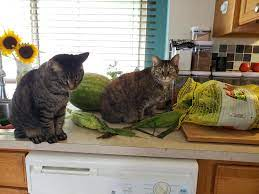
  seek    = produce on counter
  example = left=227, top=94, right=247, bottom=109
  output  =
left=70, top=73, right=111, bottom=111
left=239, top=62, right=250, bottom=72
left=0, top=124, right=14, bottom=129
left=134, top=78, right=259, bottom=137
left=68, top=110, right=135, bottom=138
left=252, top=63, right=259, bottom=72
left=0, top=118, right=10, bottom=126
left=0, top=118, right=13, bottom=129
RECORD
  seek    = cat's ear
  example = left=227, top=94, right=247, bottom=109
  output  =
left=152, top=56, right=161, bottom=66
left=170, top=54, right=180, bottom=66
left=48, top=59, right=62, bottom=72
left=77, top=52, right=89, bottom=64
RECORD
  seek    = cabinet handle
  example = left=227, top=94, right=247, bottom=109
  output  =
left=255, top=3, right=259, bottom=13
left=40, top=166, right=97, bottom=176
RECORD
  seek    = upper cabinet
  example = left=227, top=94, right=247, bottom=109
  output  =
left=213, top=0, right=259, bottom=37
left=240, top=0, right=259, bottom=25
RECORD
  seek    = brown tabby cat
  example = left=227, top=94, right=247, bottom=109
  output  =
left=101, top=54, right=179, bottom=123
left=11, top=53, right=89, bottom=144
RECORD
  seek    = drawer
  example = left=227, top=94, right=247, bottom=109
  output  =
left=0, top=152, right=27, bottom=188
left=0, top=187, right=27, bottom=194
left=214, top=164, right=259, bottom=194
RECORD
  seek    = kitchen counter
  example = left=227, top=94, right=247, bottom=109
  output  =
left=0, top=119, right=259, bottom=163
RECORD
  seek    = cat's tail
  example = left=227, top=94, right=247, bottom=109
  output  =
left=14, top=128, right=26, bottom=138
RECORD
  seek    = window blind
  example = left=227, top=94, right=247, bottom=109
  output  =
left=1, top=0, right=169, bottom=78
left=31, top=0, right=162, bottom=74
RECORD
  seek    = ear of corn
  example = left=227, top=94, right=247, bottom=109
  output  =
left=133, top=111, right=183, bottom=129
left=69, top=110, right=135, bottom=137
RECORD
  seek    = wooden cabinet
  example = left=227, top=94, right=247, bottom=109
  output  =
left=215, top=165, right=259, bottom=194
left=213, top=0, right=259, bottom=37
left=0, top=150, right=259, bottom=194
left=240, top=0, right=259, bottom=25
left=0, top=151, right=27, bottom=194
left=0, top=152, right=27, bottom=188
left=0, top=187, right=27, bottom=194
left=197, top=160, right=259, bottom=194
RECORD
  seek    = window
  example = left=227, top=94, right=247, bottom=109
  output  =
left=0, top=0, right=31, bottom=80
left=1, top=0, right=169, bottom=80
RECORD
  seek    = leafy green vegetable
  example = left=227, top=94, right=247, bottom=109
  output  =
left=134, top=111, right=183, bottom=129
left=69, top=110, right=135, bottom=138
left=0, top=118, right=10, bottom=126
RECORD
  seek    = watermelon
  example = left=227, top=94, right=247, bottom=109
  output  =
left=70, top=73, right=111, bottom=111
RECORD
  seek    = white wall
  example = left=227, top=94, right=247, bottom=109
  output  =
left=168, top=0, right=259, bottom=45
left=169, top=0, right=216, bottom=39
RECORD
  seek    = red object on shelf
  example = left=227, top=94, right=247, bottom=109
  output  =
left=251, top=63, right=259, bottom=72
left=239, top=63, right=250, bottom=72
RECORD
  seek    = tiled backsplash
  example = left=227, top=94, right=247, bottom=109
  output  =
left=212, top=44, right=259, bottom=70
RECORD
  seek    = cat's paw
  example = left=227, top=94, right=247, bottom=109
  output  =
left=46, top=135, right=58, bottom=144
left=56, top=131, right=67, bottom=141
left=29, top=136, right=46, bottom=144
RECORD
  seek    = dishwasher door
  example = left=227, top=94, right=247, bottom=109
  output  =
left=26, top=151, right=198, bottom=194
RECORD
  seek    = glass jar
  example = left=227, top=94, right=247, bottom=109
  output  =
left=241, top=72, right=259, bottom=85
left=191, top=71, right=211, bottom=83
left=174, top=70, right=191, bottom=103
left=191, top=43, right=212, bottom=71
left=176, top=49, right=193, bottom=71
left=16, top=59, right=32, bottom=83
left=212, top=71, right=242, bottom=85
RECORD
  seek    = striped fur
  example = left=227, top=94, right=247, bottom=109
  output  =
left=101, top=55, right=179, bottom=123
left=11, top=53, right=89, bottom=144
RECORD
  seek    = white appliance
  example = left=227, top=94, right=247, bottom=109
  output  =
left=26, top=151, right=198, bottom=194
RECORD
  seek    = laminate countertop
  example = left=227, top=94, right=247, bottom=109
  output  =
left=0, top=119, right=259, bottom=163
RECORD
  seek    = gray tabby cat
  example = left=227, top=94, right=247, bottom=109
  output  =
left=101, top=54, right=179, bottom=123
left=11, top=53, right=89, bottom=144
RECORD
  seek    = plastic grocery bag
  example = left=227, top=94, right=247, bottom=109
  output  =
left=179, top=78, right=259, bottom=130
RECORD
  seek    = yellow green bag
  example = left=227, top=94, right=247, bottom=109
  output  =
left=178, top=78, right=259, bottom=130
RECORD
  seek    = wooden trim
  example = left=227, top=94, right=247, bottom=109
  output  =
left=0, top=186, right=27, bottom=194
left=0, top=149, right=28, bottom=153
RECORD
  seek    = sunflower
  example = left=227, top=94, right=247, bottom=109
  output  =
left=15, top=43, right=39, bottom=64
left=0, top=30, right=22, bottom=56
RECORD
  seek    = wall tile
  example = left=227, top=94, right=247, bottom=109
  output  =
left=235, top=53, right=243, bottom=61
left=253, top=46, right=259, bottom=53
left=212, top=53, right=218, bottom=60
left=251, top=53, right=259, bottom=62
left=212, top=44, right=219, bottom=53
left=219, top=52, right=227, bottom=57
left=244, top=45, right=253, bottom=53
left=236, top=45, right=245, bottom=53
left=227, top=45, right=236, bottom=53
left=233, top=61, right=242, bottom=70
left=227, top=53, right=234, bottom=61
left=243, top=54, right=251, bottom=61
left=219, top=44, right=227, bottom=52
left=206, top=43, right=258, bottom=71
left=226, top=62, right=234, bottom=70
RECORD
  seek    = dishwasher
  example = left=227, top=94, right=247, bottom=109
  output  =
left=26, top=151, right=198, bottom=194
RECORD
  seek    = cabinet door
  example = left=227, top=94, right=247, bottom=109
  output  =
left=0, top=187, right=27, bottom=194
left=240, top=0, right=259, bottom=25
left=214, top=164, right=259, bottom=194
left=213, top=0, right=239, bottom=36
left=0, top=152, right=27, bottom=188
